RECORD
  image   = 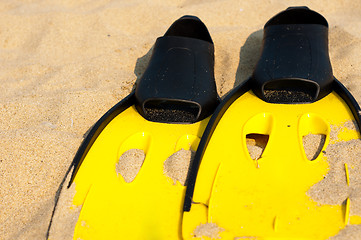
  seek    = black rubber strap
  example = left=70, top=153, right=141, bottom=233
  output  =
left=135, top=16, right=219, bottom=123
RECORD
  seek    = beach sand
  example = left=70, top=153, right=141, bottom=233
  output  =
left=0, top=0, right=361, bottom=239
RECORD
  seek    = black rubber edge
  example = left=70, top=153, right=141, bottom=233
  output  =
left=333, top=78, right=361, bottom=131
left=266, top=6, right=328, bottom=27
left=183, top=79, right=251, bottom=211
left=68, top=93, right=136, bottom=186
left=252, top=6, right=333, bottom=103
left=164, top=15, right=213, bottom=43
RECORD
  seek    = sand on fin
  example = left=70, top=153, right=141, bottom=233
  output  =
left=308, top=137, right=361, bottom=218
left=193, top=223, right=224, bottom=239
left=329, top=224, right=361, bottom=240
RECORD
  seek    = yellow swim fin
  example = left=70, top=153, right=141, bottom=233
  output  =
left=48, top=16, right=219, bottom=240
left=183, top=7, right=361, bottom=239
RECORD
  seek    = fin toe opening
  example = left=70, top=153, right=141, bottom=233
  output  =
left=143, top=100, right=200, bottom=123
left=263, top=79, right=319, bottom=103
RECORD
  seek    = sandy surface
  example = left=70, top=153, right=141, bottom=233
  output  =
left=0, top=0, right=361, bottom=239
left=46, top=167, right=80, bottom=240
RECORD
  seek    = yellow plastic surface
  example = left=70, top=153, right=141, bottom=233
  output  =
left=71, top=105, right=208, bottom=239
left=182, top=91, right=360, bottom=240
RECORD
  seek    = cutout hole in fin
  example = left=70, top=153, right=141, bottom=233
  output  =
left=163, top=148, right=195, bottom=186
left=116, top=132, right=151, bottom=183
left=116, top=149, right=145, bottom=183
left=144, top=100, right=200, bottom=123
left=246, top=134, right=269, bottom=160
left=299, top=113, right=329, bottom=161
left=302, top=134, right=326, bottom=161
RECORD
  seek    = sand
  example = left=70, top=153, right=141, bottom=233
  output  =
left=246, top=134, right=269, bottom=160
left=308, top=135, right=361, bottom=240
left=164, top=149, right=195, bottom=185
left=330, top=225, right=361, bottom=240
left=193, top=223, right=224, bottom=239
left=302, top=134, right=326, bottom=160
left=308, top=139, right=361, bottom=216
left=47, top=167, right=80, bottom=240
left=1, top=0, right=361, bottom=239
left=116, top=149, right=145, bottom=183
